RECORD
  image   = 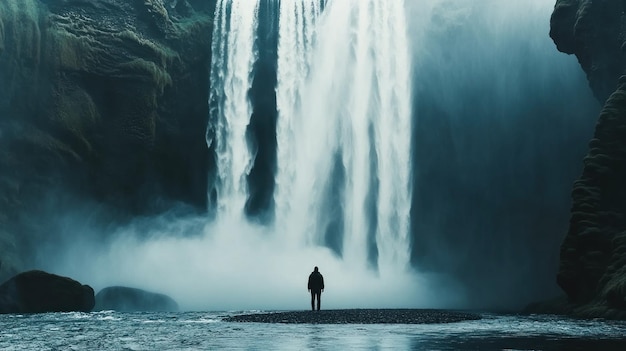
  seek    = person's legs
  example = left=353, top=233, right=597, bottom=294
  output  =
left=315, top=292, right=321, bottom=311
left=311, top=292, right=315, bottom=311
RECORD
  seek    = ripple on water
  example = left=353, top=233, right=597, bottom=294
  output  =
left=0, top=311, right=625, bottom=350
left=97, top=315, right=121, bottom=321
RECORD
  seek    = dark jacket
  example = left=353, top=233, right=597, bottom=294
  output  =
left=308, top=271, right=324, bottom=292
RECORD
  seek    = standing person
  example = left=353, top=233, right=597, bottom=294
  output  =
left=307, top=266, right=324, bottom=311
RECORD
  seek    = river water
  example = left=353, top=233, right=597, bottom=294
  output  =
left=1, top=311, right=625, bottom=350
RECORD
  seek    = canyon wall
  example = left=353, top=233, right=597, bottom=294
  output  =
left=551, top=0, right=626, bottom=317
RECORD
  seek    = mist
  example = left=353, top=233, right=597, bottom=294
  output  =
left=34, top=208, right=463, bottom=311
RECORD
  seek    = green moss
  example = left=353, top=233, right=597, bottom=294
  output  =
left=602, top=266, right=626, bottom=307
left=48, top=23, right=177, bottom=92
left=114, top=29, right=178, bottom=66
left=53, top=88, right=100, bottom=154
left=171, top=13, right=212, bottom=38
left=144, top=0, right=169, bottom=21
left=47, top=27, right=89, bottom=70
left=46, top=13, right=179, bottom=81
left=20, top=125, right=82, bottom=162
left=118, top=58, right=172, bottom=93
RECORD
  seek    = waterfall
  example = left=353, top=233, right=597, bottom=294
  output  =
left=209, top=0, right=413, bottom=272
left=208, top=0, right=260, bottom=217
left=274, top=0, right=325, bottom=246
left=274, top=0, right=412, bottom=272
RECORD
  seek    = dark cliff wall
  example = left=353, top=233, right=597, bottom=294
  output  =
left=0, top=0, right=215, bottom=279
left=551, top=0, right=626, bottom=317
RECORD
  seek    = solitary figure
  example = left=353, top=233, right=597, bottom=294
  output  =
left=307, top=266, right=324, bottom=311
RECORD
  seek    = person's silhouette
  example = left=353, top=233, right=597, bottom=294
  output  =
left=307, top=266, right=324, bottom=311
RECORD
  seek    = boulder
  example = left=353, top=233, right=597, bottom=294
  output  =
left=0, top=270, right=95, bottom=313
left=95, top=286, right=178, bottom=312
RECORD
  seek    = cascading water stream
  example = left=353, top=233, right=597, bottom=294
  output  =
left=208, top=0, right=260, bottom=217
left=274, top=0, right=413, bottom=273
left=274, top=0, right=325, bottom=248
left=210, top=0, right=413, bottom=273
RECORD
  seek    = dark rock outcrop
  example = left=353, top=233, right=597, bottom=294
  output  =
left=0, top=0, right=216, bottom=277
left=94, top=286, right=178, bottom=312
left=550, top=0, right=626, bottom=103
left=0, top=270, right=95, bottom=313
left=550, top=0, right=626, bottom=318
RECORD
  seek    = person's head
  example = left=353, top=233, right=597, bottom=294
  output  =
left=314, top=266, right=319, bottom=272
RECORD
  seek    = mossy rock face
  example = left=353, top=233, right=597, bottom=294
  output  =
left=554, top=77, right=626, bottom=317
left=0, top=0, right=216, bottom=271
left=550, top=1, right=626, bottom=318
left=39, top=0, right=215, bottom=209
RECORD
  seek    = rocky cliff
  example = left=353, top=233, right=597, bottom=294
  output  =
left=0, top=0, right=215, bottom=279
left=551, top=0, right=626, bottom=317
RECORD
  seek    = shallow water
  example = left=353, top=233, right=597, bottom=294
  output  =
left=1, top=311, right=625, bottom=350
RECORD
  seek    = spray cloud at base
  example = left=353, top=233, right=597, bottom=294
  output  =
left=42, top=211, right=462, bottom=311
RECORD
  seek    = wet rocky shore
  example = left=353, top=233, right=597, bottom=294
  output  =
left=224, top=309, right=481, bottom=324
